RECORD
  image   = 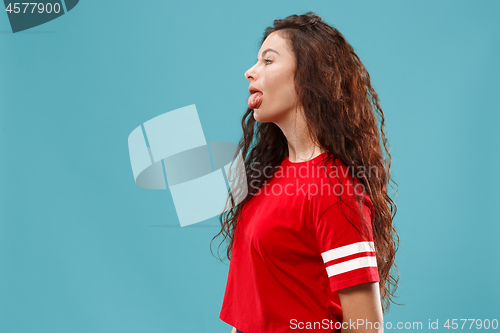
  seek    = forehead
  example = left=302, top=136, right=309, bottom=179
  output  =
left=259, top=31, right=291, bottom=56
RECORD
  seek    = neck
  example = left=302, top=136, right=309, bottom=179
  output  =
left=274, top=107, right=325, bottom=163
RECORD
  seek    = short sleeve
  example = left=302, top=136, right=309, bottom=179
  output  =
left=315, top=196, right=380, bottom=292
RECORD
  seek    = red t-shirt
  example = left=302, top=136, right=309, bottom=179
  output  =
left=219, top=152, right=379, bottom=333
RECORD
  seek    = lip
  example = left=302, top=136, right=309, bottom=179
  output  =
left=249, top=85, right=262, bottom=94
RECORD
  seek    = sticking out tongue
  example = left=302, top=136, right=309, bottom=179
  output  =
left=248, top=92, right=263, bottom=109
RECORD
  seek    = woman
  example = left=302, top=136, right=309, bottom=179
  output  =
left=211, top=12, right=399, bottom=333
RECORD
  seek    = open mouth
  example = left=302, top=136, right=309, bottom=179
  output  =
left=248, top=90, right=263, bottom=109
left=248, top=85, right=264, bottom=109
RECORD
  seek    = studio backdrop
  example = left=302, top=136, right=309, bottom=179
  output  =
left=1, top=1, right=499, bottom=332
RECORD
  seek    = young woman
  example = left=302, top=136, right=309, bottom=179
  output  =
left=212, top=12, right=399, bottom=333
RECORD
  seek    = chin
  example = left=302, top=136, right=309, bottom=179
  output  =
left=253, top=109, right=269, bottom=123
left=254, top=106, right=285, bottom=124
left=252, top=109, right=261, bottom=122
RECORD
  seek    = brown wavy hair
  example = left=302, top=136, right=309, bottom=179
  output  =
left=210, top=11, right=400, bottom=313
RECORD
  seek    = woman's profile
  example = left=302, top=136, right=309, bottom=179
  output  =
left=211, top=11, right=399, bottom=333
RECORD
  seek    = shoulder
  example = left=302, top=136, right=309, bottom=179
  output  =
left=311, top=155, right=374, bottom=220
left=311, top=156, right=359, bottom=200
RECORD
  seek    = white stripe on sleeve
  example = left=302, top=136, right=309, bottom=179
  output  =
left=325, top=256, right=378, bottom=277
left=321, top=241, right=376, bottom=264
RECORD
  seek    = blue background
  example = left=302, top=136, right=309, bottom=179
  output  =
left=1, top=1, right=499, bottom=332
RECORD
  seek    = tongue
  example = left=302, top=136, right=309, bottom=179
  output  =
left=248, top=92, right=263, bottom=109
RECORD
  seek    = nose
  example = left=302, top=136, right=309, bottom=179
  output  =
left=245, top=63, right=257, bottom=82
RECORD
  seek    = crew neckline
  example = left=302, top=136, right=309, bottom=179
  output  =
left=283, top=151, right=329, bottom=166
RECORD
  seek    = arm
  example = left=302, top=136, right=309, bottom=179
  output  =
left=337, top=282, right=384, bottom=333
left=231, top=327, right=236, bottom=333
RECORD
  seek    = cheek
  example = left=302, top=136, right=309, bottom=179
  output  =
left=266, top=71, right=296, bottom=102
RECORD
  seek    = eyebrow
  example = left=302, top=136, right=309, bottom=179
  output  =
left=257, top=48, right=279, bottom=62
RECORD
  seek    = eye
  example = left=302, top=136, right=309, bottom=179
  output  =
left=265, top=59, right=272, bottom=65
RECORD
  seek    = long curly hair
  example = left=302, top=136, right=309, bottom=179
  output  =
left=210, top=11, right=400, bottom=313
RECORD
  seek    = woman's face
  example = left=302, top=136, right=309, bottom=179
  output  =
left=245, top=31, right=299, bottom=123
